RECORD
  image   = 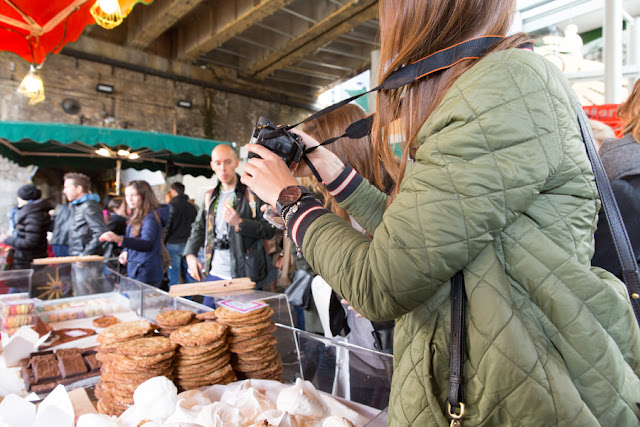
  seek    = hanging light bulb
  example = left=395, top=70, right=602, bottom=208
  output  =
left=17, top=65, right=45, bottom=105
left=128, top=152, right=140, bottom=160
left=90, top=0, right=123, bottom=29
left=98, top=0, right=119, bottom=14
left=96, top=148, right=112, bottom=157
left=117, top=149, right=130, bottom=157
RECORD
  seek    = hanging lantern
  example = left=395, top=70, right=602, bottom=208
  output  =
left=17, top=65, right=45, bottom=105
left=90, top=0, right=123, bottom=30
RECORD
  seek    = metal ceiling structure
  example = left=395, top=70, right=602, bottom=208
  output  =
left=54, top=0, right=639, bottom=110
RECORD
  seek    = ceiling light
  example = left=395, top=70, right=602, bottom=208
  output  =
left=176, top=100, right=192, bottom=108
left=91, top=0, right=123, bottom=29
left=96, top=83, right=114, bottom=94
left=117, top=149, right=130, bottom=157
left=17, top=65, right=45, bottom=105
left=96, top=148, right=112, bottom=157
left=128, top=153, right=140, bottom=160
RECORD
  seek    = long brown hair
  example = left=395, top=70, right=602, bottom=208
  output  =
left=126, top=180, right=160, bottom=237
left=302, top=104, right=393, bottom=221
left=302, top=104, right=394, bottom=221
left=373, top=0, right=532, bottom=198
left=618, top=78, right=640, bottom=142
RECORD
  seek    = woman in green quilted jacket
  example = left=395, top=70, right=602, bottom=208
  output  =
left=242, top=0, right=640, bottom=424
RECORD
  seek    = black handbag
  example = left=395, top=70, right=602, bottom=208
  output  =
left=285, top=269, right=314, bottom=309
left=447, top=108, right=640, bottom=426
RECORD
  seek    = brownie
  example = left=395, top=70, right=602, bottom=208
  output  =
left=56, top=348, right=82, bottom=357
left=58, top=353, right=88, bottom=378
left=84, top=353, right=102, bottom=371
left=31, top=382, right=58, bottom=394
left=32, top=355, right=61, bottom=383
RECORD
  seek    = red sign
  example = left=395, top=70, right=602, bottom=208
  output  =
left=582, top=104, right=624, bottom=137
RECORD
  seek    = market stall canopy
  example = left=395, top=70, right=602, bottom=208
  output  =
left=0, top=0, right=152, bottom=65
left=0, top=121, right=231, bottom=177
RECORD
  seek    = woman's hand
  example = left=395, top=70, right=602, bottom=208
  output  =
left=241, top=144, right=299, bottom=207
left=99, top=231, right=123, bottom=245
left=118, top=251, right=128, bottom=265
left=289, top=129, right=346, bottom=183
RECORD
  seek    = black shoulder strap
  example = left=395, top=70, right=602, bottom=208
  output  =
left=576, top=105, right=640, bottom=325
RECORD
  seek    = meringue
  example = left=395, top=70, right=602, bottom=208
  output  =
left=276, top=378, right=328, bottom=419
left=132, top=376, right=178, bottom=422
left=196, top=401, right=244, bottom=426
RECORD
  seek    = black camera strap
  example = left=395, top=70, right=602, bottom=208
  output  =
left=290, top=36, right=508, bottom=181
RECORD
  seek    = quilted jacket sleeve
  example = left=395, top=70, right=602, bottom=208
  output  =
left=303, top=50, right=571, bottom=321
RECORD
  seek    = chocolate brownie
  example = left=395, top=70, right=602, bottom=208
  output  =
left=84, top=353, right=102, bottom=371
left=58, top=352, right=88, bottom=378
left=32, top=355, right=61, bottom=383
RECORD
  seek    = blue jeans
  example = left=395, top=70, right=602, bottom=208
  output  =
left=166, top=243, right=189, bottom=287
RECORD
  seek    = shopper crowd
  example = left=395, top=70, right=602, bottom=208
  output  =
left=1, top=0, right=639, bottom=423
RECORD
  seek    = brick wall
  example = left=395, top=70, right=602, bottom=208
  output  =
left=0, top=51, right=312, bottom=232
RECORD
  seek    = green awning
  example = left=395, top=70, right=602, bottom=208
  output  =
left=0, top=121, right=231, bottom=177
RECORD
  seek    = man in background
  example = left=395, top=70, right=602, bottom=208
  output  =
left=62, top=172, right=107, bottom=295
left=183, top=145, right=277, bottom=306
left=165, top=182, right=197, bottom=287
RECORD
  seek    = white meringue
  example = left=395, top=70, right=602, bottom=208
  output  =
left=221, top=385, right=275, bottom=423
left=76, top=413, right=118, bottom=427
left=321, top=416, right=356, bottom=427
left=132, top=376, right=178, bottom=422
left=196, top=401, right=244, bottom=427
left=165, top=389, right=211, bottom=424
left=276, top=378, right=328, bottom=419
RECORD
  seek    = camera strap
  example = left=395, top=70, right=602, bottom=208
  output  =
left=286, top=36, right=507, bottom=180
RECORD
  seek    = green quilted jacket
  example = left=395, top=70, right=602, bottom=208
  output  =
left=301, top=49, right=640, bottom=425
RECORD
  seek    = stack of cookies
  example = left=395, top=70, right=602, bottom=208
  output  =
left=155, top=310, right=200, bottom=336
left=169, top=321, right=236, bottom=391
left=215, top=304, right=283, bottom=381
left=95, top=320, right=177, bottom=416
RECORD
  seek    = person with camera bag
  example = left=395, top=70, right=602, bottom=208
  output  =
left=183, top=144, right=277, bottom=307
left=242, top=0, right=640, bottom=425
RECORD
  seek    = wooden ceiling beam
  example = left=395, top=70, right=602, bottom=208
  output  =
left=177, top=0, right=294, bottom=61
left=244, top=0, right=377, bottom=78
left=126, top=0, right=201, bottom=49
left=61, top=36, right=316, bottom=109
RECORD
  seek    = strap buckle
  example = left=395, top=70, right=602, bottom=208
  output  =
left=448, top=402, right=465, bottom=419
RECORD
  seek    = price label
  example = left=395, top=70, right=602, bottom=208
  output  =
left=218, top=300, right=267, bottom=313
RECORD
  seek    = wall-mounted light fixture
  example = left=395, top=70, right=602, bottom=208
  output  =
left=176, top=100, right=192, bottom=108
left=96, top=83, right=114, bottom=94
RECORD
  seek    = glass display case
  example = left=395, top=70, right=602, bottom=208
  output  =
left=6, top=264, right=391, bottom=424
left=29, top=257, right=117, bottom=300
left=106, top=267, right=391, bottom=422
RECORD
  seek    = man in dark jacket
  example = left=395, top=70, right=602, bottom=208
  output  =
left=62, top=172, right=108, bottom=295
left=165, top=182, right=197, bottom=287
left=184, top=145, right=277, bottom=306
left=1, top=184, right=53, bottom=271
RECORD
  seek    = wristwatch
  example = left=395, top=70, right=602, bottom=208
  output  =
left=276, top=185, right=313, bottom=217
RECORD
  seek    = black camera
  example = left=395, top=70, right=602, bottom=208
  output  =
left=248, top=117, right=305, bottom=166
left=213, top=236, right=230, bottom=250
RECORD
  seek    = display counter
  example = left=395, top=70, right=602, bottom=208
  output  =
left=1, top=262, right=392, bottom=425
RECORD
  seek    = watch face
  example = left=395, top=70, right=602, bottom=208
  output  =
left=278, top=186, right=302, bottom=206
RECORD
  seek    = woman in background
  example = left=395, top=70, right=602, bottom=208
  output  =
left=301, top=103, right=394, bottom=407
left=100, top=180, right=168, bottom=287
left=1, top=184, right=52, bottom=270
